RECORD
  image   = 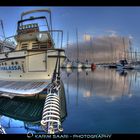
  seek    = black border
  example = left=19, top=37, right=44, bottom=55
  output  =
left=0, top=134, right=140, bottom=140
left=0, top=0, right=140, bottom=139
left=0, top=0, right=140, bottom=6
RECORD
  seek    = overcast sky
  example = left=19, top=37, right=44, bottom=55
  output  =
left=0, top=6, right=140, bottom=49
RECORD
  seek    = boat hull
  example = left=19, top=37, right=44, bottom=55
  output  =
left=0, top=49, right=65, bottom=81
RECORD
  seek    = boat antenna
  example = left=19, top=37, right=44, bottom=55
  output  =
left=0, top=20, right=6, bottom=39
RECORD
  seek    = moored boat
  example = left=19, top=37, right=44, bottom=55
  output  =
left=0, top=9, right=66, bottom=96
left=116, top=59, right=134, bottom=70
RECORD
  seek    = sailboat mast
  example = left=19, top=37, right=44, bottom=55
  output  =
left=122, top=37, right=126, bottom=60
left=84, top=33, right=86, bottom=61
left=110, top=42, right=113, bottom=63
left=90, top=35, right=93, bottom=62
left=76, top=28, right=79, bottom=62
left=0, top=20, right=6, bottom=39
left=129, top=38, right=133, bottom=62
left=67, top=31, right=69, bottom=53
left=66, top=31, right=70, bottom=61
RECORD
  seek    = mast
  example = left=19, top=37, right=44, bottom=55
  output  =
left=90, top=35, right=93, bottom=62
left=76, top=28, right=79, bottom=63
left=110, top=42, right=113, bottom=63
left=67, top=31, right=69, bottom=58
left=0, top=20, right=6, bottom=39
left=84, top=32, right=88, bottom=62
left=122, top=37, right=126, bottom=60
left=129, top=38, right=133, bottom=62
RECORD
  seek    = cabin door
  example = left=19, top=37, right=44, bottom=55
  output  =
left=28, top=52, right=47, bottom=72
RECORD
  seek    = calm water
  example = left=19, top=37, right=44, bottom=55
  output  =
left=1, top=67, right=140, bottom=134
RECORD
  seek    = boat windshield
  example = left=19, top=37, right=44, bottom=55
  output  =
left=36, top=30, right=63, bottom=49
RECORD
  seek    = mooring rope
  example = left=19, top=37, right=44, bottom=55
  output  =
left=0, top=124, right=6, bottom=134
left=41, top=50, right=64, bottom=134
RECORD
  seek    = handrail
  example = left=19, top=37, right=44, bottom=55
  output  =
left=20, top=9, right=52, bottom=35
left=21, top=9, right=51, bottom=20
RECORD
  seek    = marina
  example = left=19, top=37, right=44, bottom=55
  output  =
left=1, top=7, right=140, bottom=135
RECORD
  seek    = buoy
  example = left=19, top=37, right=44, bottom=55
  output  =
left=91, top=63, right=96, bottom=70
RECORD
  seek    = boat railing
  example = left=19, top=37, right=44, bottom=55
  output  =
left=20, top=9, right=52, bottom=32
left=49, top=30, right=63, bottom=49
left=0, top=35, right=16, bottom=52
left=16, top=29, right=63, bottom=50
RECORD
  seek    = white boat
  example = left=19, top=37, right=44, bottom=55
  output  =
left=65, top=60, right=73, bottom=68
left=77, top=63, right=83, bottom=68
left=62, top=59, right=72, bottom=68
left=133, top=65, right=140, bottom=70
left=72, top=61, right=83, bottom=68
left=116, top=59, right=133, bottom=70
left=0, top=9, right=66, bottom=96
left=82, top=60, right=91, bottom=68
left=83, top=63, right=91, bottom=68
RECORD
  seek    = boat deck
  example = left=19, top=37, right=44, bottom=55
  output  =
left=0, top=80, right=49, bottom=96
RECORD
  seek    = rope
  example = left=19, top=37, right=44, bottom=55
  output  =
left=41, top=50, right=63, bottom=134
left=0, top=124, right=6, bottom=134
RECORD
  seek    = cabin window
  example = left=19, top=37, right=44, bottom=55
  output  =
left=40, top=42, right=48, bottom=49
left=37, top=33, right=49, bottom=42
left=32, top=42, right=39, bottom=49
left=21, top=43, right=28, bottom=50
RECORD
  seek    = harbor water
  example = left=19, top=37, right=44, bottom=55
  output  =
left=1, top=67, right=140, bottom=133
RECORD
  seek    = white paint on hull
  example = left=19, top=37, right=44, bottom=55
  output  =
left=0, top=49, right=65, bottom=81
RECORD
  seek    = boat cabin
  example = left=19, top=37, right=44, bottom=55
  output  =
left=0, top=10, right=63, bottom=53
left=15, top=16, right=54, bottom=51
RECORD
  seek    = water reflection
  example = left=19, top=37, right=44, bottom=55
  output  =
left=62, top=68, right=131, bottom=101
left=0, top=81, right=67, bottom=134
left=61, top=68, right=140, bottom=133
left=1, top=68, right=140, bottom=133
